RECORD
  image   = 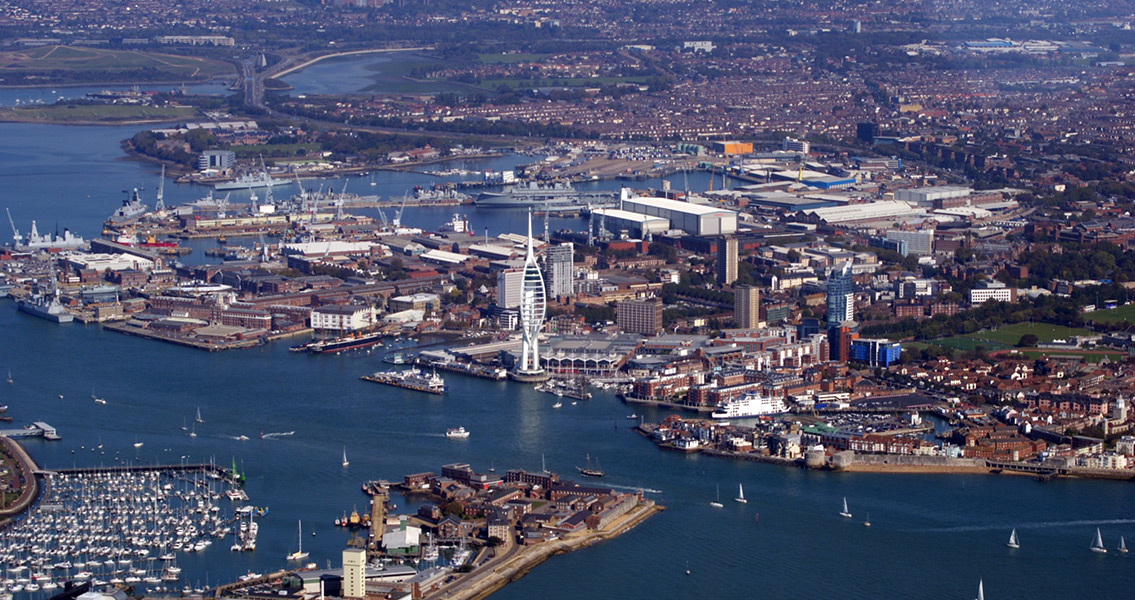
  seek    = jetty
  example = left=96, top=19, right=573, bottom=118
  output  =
left=0, top=421, right=60, bottom=440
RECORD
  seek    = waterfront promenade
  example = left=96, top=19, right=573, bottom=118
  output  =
left=0, top=436, right=39, bottom=523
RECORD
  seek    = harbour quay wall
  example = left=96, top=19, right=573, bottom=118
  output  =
left=0, top=437, right=40, bottom=522
left=842, top=453, right=988, bottom=472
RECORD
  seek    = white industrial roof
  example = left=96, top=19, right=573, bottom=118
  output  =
left=802, top=201, right=918, bottom=223
left=623, top=195, right=733, bottom=216
left=420, top=249, right=469, bottom=264
left=591, top=208, right=670, bottom=224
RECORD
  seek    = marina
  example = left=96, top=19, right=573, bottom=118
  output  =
left=0, top=465, right=244, bottom=595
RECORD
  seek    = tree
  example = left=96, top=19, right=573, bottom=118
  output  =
left=1017, top=333, right=1039, bottom=347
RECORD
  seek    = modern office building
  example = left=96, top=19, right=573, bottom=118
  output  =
left=850, top=338, right=903, bottom=367
left=826, top=262, right=854, bottom=328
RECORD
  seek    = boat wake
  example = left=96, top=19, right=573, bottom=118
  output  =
left=260, top=431, right=295, bottom=439
left=605, top=484, right=663, bottom=494
left=923, top=518, right=1135, bottom=533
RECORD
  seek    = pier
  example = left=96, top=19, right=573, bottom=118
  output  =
left=0, top=421, right=60, bottom=440
left=415, top=358, right=508, bottom=381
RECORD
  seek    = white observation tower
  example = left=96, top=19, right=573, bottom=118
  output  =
left=516, top=209, right=547, bottom=378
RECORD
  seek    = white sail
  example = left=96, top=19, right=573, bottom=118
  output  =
left=1007, top=528, right=1019, bottom=548
left=840, top=497, right=852, bottom=518
left=735, top=483, right=747, bottom=503
left=1120, top=536, right=1128, bottom=553
left=1091, top=527, right=1107, bottom=553
left=342, top=446, right=349, bottom=467
left=976, top=579, right=984, bottom=600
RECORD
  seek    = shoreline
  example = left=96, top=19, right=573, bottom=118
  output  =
left=0, top=76, right=229, bottom=91
left=435, top=502, right=663, bottom=600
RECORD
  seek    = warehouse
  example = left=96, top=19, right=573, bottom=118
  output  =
left=620, top=191, right=738, bottom=236
left=893, top=186, right=972, bottom=206
left=799, top=201, right=920, bottom=226
left=590, top=208, right=670, bottom=238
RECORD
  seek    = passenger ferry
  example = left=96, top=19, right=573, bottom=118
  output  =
left=710, top=391, right=788, bottom=419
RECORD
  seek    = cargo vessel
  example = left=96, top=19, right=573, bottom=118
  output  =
left=360, top=368, right=447, bottom=394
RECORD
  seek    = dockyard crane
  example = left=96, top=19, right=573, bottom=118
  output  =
left=5, top=208, right=21, bottom=246
left=376, top=205, right=389, bottom=228
left=393, top=192, right=409, bottom=228
left=154, top=165, right=166, bottom=213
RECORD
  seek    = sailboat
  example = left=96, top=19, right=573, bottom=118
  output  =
left=286, top=521, right=309, bottom=561
left=576, top=454, right=605, bottom=477
left=976, top=579, right=984, bottom=600
left=342, top=447, right=349, bottom=467
left=195, top=407, right=204, bottom=424
left=839, top=497, right=852, bottom=518
left=188, top=424, right=197, bottom=438
left=709, top=485, right=723, bottom=508
left=1007, top=528, right=1019, bottom=549
left=735, top=483, right=747, bottom=504
left=863, top=512, right=871, bottom=527
left=91, top=388, right=106, bottom=405
left=6, top=369, right=12, bottom=384
left=1119, top=536, right=1128, bottom=554
left=1091, top=527, right=1107, bottom=553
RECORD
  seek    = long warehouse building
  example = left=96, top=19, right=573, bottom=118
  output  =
left=620, top=190, right=738, bottom=236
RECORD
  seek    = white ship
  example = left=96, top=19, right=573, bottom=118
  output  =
left=475, top=181, right=616, bottom=209
left=107, top=189, right=149, bottom=224
left=437, top=214, right=470, bottom=234
left=213, top=171, right=289, bottom=191
left=710, top=391, right=787, bottom=419
left=16, top=288, right=74, bottom=323
left=21, top=220, right=85, bottom=250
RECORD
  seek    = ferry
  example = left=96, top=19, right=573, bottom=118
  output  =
left=710, top=391, right=788, bottom=419
left=445, top=427, right=470, bottom=439
left=360, top=368, right=447, bottom=394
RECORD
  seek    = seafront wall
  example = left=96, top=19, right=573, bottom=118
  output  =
left=448, top=502, right=663, bottom=600
left=0, top=437, right=40, bottom=523
left=842, top=453, right=989, bottom=473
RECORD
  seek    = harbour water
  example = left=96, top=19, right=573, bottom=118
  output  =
left=0, top=79, right=1133, bottom=599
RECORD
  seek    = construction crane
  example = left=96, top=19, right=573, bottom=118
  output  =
left=5, top=208, right=21, bottom=246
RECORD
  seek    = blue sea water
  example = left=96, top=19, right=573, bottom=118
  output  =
left=0, top=72, right=1132, bottom=599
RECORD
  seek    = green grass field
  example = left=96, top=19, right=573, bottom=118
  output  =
left=919, top=322, right=1095, bottom=354
left=1083, top=303, right=1135, bottom=325
left=0, top=103, right=197, bottom=123
left=0, top=46, right=232, bottom=80
left=1012, top=350, right=1125, bottom=364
